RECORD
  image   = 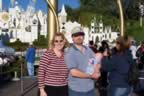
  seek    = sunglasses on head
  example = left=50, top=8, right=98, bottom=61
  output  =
left=54, top=40, right=63, bottom=43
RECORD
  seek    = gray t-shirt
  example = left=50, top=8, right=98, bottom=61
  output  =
left=64, top=44, right=95, bottom=92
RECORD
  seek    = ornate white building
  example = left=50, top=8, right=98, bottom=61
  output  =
left=58, top=5, right=119, bottom=45
left=89, top=17, right=119, bottom=44
left=0, top=0, right=119, bottom=45
left=0, top=0, right=47, bottom=43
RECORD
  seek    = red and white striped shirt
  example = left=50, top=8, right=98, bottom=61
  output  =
left=38, top=49, right=68, bottom=88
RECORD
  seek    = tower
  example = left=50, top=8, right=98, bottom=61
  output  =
left=32, top=0, right=36, bottom=3
left=99, top=18, right=103, bottom=33
left=59, top=5, right=67, bottom=23
left=0, top=0, right=2, bottom=11
left=58, top=5, right=67, bottom=32
left=90, top=19, right=95, bottom=33
left=11, top=0, right=15, bottom=8
left=31, top=14, right=38, bottom=42
left=26, top=0, right=35, bottom=17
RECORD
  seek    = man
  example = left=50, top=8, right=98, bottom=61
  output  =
left=25, top=43, right=36, bottom=76
left=130, top=40, right=137, bottom=61
left=136, top=41, right=144, bottom=70
left=65, top=26, right=100, bottom=96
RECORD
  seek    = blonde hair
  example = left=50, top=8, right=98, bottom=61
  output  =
left=50, top=32, right=69, bottom=49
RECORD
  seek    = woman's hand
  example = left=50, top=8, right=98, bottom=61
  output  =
left=40, top=88, right=47, bottom=96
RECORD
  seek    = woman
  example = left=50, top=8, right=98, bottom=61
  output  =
left=38, top=33, right=68, bottom=96
left=102, top=36, right=132, bottom=96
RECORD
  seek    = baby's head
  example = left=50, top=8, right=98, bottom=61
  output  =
left=95, top=52, right=103, bottom=61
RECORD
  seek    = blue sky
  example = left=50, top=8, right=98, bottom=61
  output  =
left=2, top=0, right=80, bottom=13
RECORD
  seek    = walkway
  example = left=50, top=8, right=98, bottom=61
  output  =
left=0, top=77, right=37, bottom=96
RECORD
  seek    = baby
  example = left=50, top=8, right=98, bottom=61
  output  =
left=93, top=52, right=103, bottom=79
left=86, top=52, right=103, bottom=79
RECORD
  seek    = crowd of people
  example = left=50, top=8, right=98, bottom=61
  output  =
left=35, top=26, right=144, bottom=96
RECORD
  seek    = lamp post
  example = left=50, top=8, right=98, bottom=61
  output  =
left=117, top=0, right=124, bottom=36
left=46, top=0, right=59, bottom=48
left=139, top=3, right=144, bottom=27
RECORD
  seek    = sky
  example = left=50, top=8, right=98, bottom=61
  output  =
left=2, top=0, right=80, bottom=13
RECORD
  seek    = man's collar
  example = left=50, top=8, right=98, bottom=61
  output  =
left=72, top=44, right=87, bottom=51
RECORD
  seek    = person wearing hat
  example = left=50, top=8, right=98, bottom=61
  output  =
left=65, top=26, right=100, bottom=96
left=25, top=43, right=36, bottom=76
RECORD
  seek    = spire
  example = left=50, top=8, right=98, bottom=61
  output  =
left=60, top=5, right=67, bottom=16
left=100, top=16, right=103, bottom=23
left=11, top=0, right=15, bottom=7
left=0, top=0, right=2, bottom=11
left=26, top=0, right=35, bottom=16
left=32, top=0, right=36, bottom=3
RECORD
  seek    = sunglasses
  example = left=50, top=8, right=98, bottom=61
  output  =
left=54, top=40, right=63, bottom=43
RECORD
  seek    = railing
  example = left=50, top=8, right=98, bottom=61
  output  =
left=20, top=77, right=38, bottom=96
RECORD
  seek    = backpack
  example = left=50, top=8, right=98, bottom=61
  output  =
left=127, top=63, right=139, bottom=85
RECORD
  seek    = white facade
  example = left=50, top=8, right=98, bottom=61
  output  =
left=59, top=6, right=119, bottom=45
left=0, top=1, right=119, bottom=45
left=89, top=18, right=119, bottom=44
left=0, top=1, right=47, bottom=43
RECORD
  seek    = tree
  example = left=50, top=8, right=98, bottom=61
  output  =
left=79, top=0, right=140, bottom=20
left=66, top=0, right=144, bottom=42
left=33, top=35, right=47, bottom=48
left=6, top=39, right=28, bottom=51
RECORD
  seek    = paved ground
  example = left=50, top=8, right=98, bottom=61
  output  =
left=0, top=77, right=38, bottom=96
left=0, top=76, right=100, bottom=96
left=0, top=76, right=139, bottom=96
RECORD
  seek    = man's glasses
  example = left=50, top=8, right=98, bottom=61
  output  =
left=54, top=40, right=63, bottom=43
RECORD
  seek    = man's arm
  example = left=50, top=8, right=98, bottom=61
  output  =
left=70, top=69, right=100, bottom=79
left=25, top=48, right=29, bottom=61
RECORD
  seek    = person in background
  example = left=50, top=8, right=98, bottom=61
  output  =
left=136, top=41, right=144, bottom=70
left=130, top=40, right=137, bottom=62
left=101, top=36, right=132, bottom=96
left=97, top=40, right=109, bottom=96
left=38, top=33, right=68, bottom=96
left=89, top=40, right=97, bottom=53
left=65, top=26, right=100, bottom=96
left=99, top=40, right=110, bottom=55
left=25, top=43, right=36, bottom=76
left=135, top=41, right=144, bottom=96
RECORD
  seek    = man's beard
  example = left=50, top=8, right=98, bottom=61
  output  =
left=76, top=41, right=83, bottom=45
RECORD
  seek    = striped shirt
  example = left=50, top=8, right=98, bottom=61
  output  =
left=38, top=49, right=68, bottom=88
